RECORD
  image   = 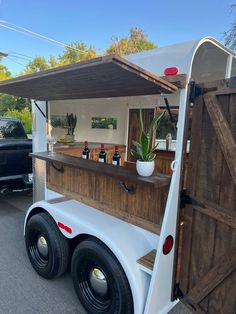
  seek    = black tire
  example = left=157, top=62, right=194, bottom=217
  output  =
left=25, top=212, right=70, bottom=279
left=71, top=237, right=134, bottom=314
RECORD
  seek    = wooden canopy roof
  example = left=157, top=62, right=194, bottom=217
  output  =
left=0, top=55, right=177, bottom=101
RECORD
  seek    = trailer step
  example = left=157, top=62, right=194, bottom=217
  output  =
left=137, top=250, right=156, bottom=275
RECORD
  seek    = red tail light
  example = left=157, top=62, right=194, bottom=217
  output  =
left=163, top=235, right=174, bottom=255
left=57, top=221, right=72, bottom=234
left=164, top=67, right=179, bottom=76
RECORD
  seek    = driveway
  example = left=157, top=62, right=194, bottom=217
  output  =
left=0, top=191, right=189, bottom=314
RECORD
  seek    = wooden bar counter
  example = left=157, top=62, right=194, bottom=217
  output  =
left=31, top=152, right=171, bottom=234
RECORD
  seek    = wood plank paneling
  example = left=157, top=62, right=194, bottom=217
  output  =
left=0, top=55, right=177, bottom=100
left=46, top=161, right=169, bottom=234
left=177, top=79, right=236, bottom=314
left=204, top=93, right=236, bottom=187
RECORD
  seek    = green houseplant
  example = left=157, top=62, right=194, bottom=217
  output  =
left=131, top=110, right=164, bottom=176
left=64, top=113, right=77, bottom=142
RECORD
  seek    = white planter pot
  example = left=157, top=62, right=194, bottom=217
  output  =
left=136, top=160, right=155, bottom=177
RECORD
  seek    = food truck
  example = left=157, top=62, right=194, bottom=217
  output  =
left=0, top=37, right=235, bottom=314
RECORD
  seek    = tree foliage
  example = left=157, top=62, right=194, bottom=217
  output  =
left=106, top=27, right=157, bottom=56
left=0, top=56, right=12, bottom=80
left=58, top=41, right=98, bottom=65
left=21, top=41, right=98, bottom=72
left=0, top=27, right=157, bottom=128
left=0, top=94, right=31, bottom=116
left=24, top=56, right=49, bottom=74
left=224, top=4, right=236, bottom=51
left=4, top=107, right=32, bottom=134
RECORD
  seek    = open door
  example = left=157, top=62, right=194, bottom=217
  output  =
left=175, top=78, right=236, bottom=313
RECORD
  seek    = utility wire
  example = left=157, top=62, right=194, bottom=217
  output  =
left=9, top=54, right=32, bottom=62
left=8, top=51, right=33, bottom=60
left=7, top=56, right=26, bottom=67
left=0, top=20, right=86, bottom=53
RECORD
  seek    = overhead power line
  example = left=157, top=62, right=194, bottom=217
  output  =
left=8, top=51, right=33, bottom=60
left=0, top=20, right=86, bottom=53
left=7, top=56, right=26, bottom=67
left=8, top=54, right=32, bottom=61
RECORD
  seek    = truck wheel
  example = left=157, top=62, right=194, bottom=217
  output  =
left=71, top=238, right=134, bottom=314
left=25, top=212, right=70, bottom=279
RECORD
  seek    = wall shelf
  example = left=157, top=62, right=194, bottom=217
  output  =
left=31, top=152, right=171, bottom=188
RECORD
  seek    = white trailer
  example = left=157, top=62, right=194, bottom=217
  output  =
left=0, top=37, right=235, bottom=314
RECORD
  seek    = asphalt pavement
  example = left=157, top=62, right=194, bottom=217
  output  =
left=0, top=191, right=190, bottom=314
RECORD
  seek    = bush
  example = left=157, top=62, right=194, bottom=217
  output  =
left=4, top=107, right=32, bottom=134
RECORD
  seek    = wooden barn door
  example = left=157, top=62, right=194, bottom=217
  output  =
left=175, top=79, right=236, bottom=313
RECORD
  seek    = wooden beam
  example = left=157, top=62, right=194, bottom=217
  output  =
left=215, top=87, right=236, bottom=95
left=187, top=249, right=236, bottom=304
left=192, top=198, right=236, bottom=229
left=159, top=74, right=187, bottom=89
left=204, top=93, right=236, bottom=187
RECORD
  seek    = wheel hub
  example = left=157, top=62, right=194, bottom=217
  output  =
left=89, top=267, right=108, bottom=297
left=37, top=235, right=48, bottom=258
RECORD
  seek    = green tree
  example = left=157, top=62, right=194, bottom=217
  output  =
left=0, top=57, right=11, bottom=81
left=0, top=64, right=31, bottom=115
left=224, top=4, right=236, bottom=51
left=48, top=55, right=59, bottom=68
left=0, top=94, right=31, bottom=116
left=58, top=41, right=98, bottom=65
left=106, top=27, right=157, bottom=56
left=24, top=56, right=49, bottom=74
left=4, top=107, right=32, bottom=134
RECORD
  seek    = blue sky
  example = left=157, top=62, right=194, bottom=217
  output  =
left=0, top=0, right=234, bottom=74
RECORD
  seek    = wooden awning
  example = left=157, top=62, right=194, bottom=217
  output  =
left=0, top=55, right=178, bottom=101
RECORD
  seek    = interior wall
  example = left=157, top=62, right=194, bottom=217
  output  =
left=191, top=42, right=229, bottom=83
left=49, top=94, right=178, bottom=145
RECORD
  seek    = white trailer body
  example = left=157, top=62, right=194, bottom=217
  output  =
left=0, top=37, right=234, bottom=314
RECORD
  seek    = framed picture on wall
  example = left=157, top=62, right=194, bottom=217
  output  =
left=51, top=115, right=66, bottom=128
left=91, top=117, right=117, bottom=130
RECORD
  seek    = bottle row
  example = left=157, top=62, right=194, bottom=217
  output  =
left=82, top=141, right=121, bottom=166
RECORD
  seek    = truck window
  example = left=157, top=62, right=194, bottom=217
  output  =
left=0, top=119, right=27, bottom=139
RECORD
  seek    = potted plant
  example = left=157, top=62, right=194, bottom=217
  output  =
left=130, top=110, right=164, bottom=177
left=64, top=113, right=77, bottom=142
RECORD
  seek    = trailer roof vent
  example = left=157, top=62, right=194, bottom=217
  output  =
left=164, top=67, right=179, bottom=76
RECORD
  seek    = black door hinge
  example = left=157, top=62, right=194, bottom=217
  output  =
left=189, top=81, right=218, bottom=103
left=189, top=81, right=201, bottom=103
left=180, top=189, right=206, bottom=208
left=174, top=284, right=197, bottom=312
left=180, top=189, right=191, bottom=208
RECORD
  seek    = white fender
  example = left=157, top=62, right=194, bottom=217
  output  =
left=24, top=198, right=159, bottom=314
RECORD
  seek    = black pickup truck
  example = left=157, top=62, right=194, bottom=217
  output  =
left=0, top=117, right=32, bottom=193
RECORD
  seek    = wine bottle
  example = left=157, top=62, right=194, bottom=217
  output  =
left=98, top=144, right=106, bottom=163
left=112, top=146, right=121, bottom=166
left=82, top=141, right=90, bottom=159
